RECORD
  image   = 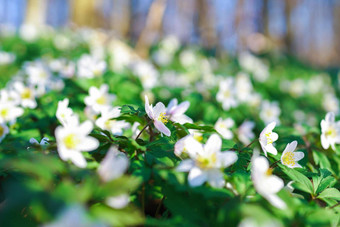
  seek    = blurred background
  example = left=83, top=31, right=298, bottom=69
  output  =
left=0, top=0, right=340, bottom=67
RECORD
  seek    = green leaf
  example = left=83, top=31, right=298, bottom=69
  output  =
left=317, top=188, right=340, bottom=200
left=281, top=166, right=313, bottom=194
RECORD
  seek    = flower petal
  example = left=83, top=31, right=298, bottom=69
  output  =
left=154, top=120, right=171, bottom=136
left=176, top=159, right=195, bottom=172
left=188, top=167, right=207, bottom=187
left=204, top=134, right=222, bottom=154
left=265, top=194, right=287, bottom=209
left=293, top=151, right=304, bottom=161
left=217, top=151, right=238, bottom=168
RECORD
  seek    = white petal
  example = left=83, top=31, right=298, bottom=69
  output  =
left=188, top=167, right=207, bottom=187
left=265, top=194, right=286, bottom=209
left=144, top=95, right=154, bottom=119
left=271, top=132, right=279, bottom=141
left=176, top=159, right=195, bottom=172
left=172, top=101, right=190, bottom=116
left=204, top=134, right=222, bottom=154
left=70, top=151, right=87, bottom=168
left=293, top=151, right=304, bottom=161
left=265, top=144, right=277, bottom=155
left=325, top=112, right=334, bottom=123
left=217, top=151, right=238, bottom=168
left=207, top=169, right=225, bottom=188
left=166, top=98, right=178, bottom=113
left=78, top=137, right=99, bottom=151
left=154, top=120, right=171, bottom=136
left=264, top=175, right=284, bottom=194
left=79, top=120, right=93, bottom=135
left=252, top=156, right=269, bottom=175
left=106, top=194, right=129, bottom=209
left=153, top=102, right=166, bottom=117
left=321, top=134, right=330, bottom=149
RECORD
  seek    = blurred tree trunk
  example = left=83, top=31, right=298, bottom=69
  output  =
left=235, top=0, right=246, bottom=51
left=71, top=0, right=104, bottom=27
left=111, top=0, right=131, bottom=38
left=333, top=2, right=340, bottom=65
left=25, top=0, right=47, bottom=25
left=135, top=0, right=167, bottom=58
left=261, top=0, right=269, bottom=37
left=197, top=0, right=217, bottom=49
left=284, top=0, right=297, bottom=53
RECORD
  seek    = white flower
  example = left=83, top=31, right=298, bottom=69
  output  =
left=238, top=52, right=269, bottom=82
left=25, top=61, right=51, bottom=87
left=322, top=93, right=339, bottom=114
left=214, top=117, right=234, bottom=139
left=13, top=82, right=37, bottom=109
left=0, top=89, right=20, bottom=106
left=29, top=137, right=49, bottom=146
left=132, top=122, right=141, bottom=139
left=97, top=147, right=130, bottom=209
left=176, top=134, right=238, bottom=188
left=251, top=155, right=286, bottom=209
left=131, top=61, right=158, bottom=89
left=95, top=107, right=130, bottom=136
left=56, top=98, right=76, bottom=126
left=77, top=54, right=107, bottom=78
left=320, top=112, right=340, bottom=150
left=55, top=119, right=99, bottom=168
left=97, top=147, right=129, bottom=182
left=106, top=194, right=130, bottom=209
left=280, top=141, right=304, bottom=168
left=259, top=122, right=278, bottom=156
left=235, top=72, right=253, bottom=102
left=145, top=95, right=171, bottom=136
left=238, top=121, right=255, bottom=145
left=84, top=84, right=116, bottom=113
left=0, top=102, right=24, bottom=124
left=0, top=51, right=15, bottom=65
left=0, top=123, right=9, bottom=142
left=42, top=204, right=107, bottom=227
left=166, top=98, right=192, bottom=124
left=216, top=78, right=238, bottom=110
left=174, top=134, right=203, bottom=158
left=260, top=100, right=281, bottom=125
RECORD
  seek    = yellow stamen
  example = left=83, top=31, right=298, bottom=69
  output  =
left=96, top=96, right=107, bottom=105
left=265, top=132, right=273, bottom=144
left=21, top=88, right=32, bottom=99
left=158, top=112, right=168, bottom=124
left=282, top=152, right=296, bottom=166
left=325, top=127, right=336, bottom=138
left=196, top=152, right=217, bottom=169
left=63, top=134, right=80, bottom=149
left=193, top=134, right=203, bottom=142
left=223, top=90, right=231, bottom=98
left=265, top=168, right=273, bottom=176
left=0, top=108, right=9, bottom=118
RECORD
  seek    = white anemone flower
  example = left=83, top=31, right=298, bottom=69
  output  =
left=216, top=78, right=238, bottom=110
left=97, top=147, right=130, bottom=209
left=174, top=134, right=203, bottom=158
left=251, top=155, right=286, bottom=209
left=0, top=102, right=24, bottom=124
left=260, top=100, right=281, bottom=125
left=280, top=141, right=304, bottom=168
left=214, top=117, right=234, bottom=139
left=0, top=123, right=9, bottom=142
left=166, top=98, right=193, bottom=124
left=56, top=98, right=76, bottom=126
left=13, top=82, right=37, bottom=109
left=95, top=107, right=130, bottom=136
left=29, top=137, right=49, bottom=146
left=55, top=119, right=99, bottom=168
left=238, top=121, right=255, bottom=145
left=84, top=84, right=116, bottom=113
left=176, top=134, right=238, bottom=188
left=259, top=122, right=278, bottom=156
left=320, top=112, right=340, bottom=150
left=145, top=95, right=171, bottom=136
left=77, top=54, right=107, bottom=78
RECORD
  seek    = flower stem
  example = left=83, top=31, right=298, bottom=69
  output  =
left=135, top=121, right=152, bottom=140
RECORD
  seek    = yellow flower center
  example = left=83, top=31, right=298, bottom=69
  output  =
left=265, top=132, right=273, bottom=144
left=196, top=152, right=217, bottom=169
left=39, top=71, right=47, bottom=79
left=21, top=88, right=32, bottom=99
left=223, top=90, right=231, bottom=98
left=193, top=134, right=203, bottom=142
left=265, top=168, right=273, bottom=176
left=0, top=108, right=9, bottom=118
left=63, top=134, right=80, bottom=149
left=104, top=119, right=116, bottom=129
left=325, top=127, right=336, bottom=138
left=158, top=112, right=168, bottom=124
left=96, top=95, right=107, bottom=105
left=0, top=125, right=4, bottom=137
left=282, top=151, right=295, bottom=166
